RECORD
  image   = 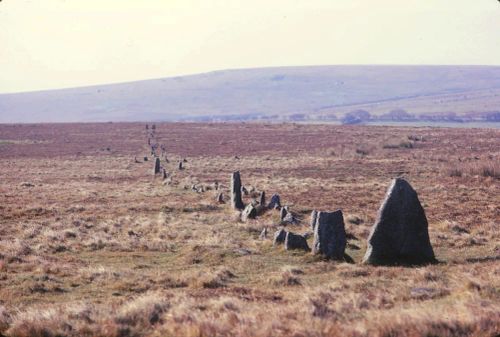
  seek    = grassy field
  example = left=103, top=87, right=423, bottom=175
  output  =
left=0, top=122, right=498, bottom=337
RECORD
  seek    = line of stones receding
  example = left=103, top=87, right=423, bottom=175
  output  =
left=231, top=170, right=436, bottom=266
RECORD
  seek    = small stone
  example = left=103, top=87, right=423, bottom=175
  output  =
left=280, top=207, right=288, bottom=221
left=283, top=212, right=299, bottom=225
left=259, top=191, right=266, bottom=206
left=241, top=186, right=248, bottom=195
left=268, top=194, right=281, bottom=209
left=216, top=192, right=225, bottom=203
left=273, top=229, right=287, bottom=246
left=241, top=204, right=257, bottom=221
left=285, top=232, right=310, bottom=251
left=259, top=227, right=268, bottom=240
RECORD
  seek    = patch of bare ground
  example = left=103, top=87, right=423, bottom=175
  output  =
left=0, top=122, right=498, bottom=336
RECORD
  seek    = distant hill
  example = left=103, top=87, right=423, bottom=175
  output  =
left=1, top=65, right=500, bottom=123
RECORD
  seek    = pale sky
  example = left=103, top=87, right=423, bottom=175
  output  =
left=0, top=0, right=499, bottom=93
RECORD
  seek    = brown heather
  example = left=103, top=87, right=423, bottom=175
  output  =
left=0, top=122, right=498, bottom=337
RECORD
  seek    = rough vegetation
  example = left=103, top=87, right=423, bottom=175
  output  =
left=0, top=122, right=498, bottom=337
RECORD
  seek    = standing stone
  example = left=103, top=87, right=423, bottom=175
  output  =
left=153, top=157, right=161, bottom=175
left=285, top=232, right=310, bottom=251
left=162, top=169, right=168, bottom=179
left=230, top=171, right=245, bottom=210
left=259, top=191, right=266, bottom=206
left=273, top=229, right=287, bottom=246
left=280, top=207, right=288, bottom=221
left=362, top=178, right=436, bottom=265
left=312, top=210, right=346, bottom=260
left=283, top=211, right=298, bottom=225
left=241, top=204, right=257, bottom=221
left=310, top=210, right=318, bottom=231
left=268, top=194, right=281, bottom=209
left=241, top=186, right=249, bottom=196
left=178, top=161, right=183, bottom=170
left=259, top=227, right=268, bottom=240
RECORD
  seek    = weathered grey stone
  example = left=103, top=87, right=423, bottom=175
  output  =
left=259, top=227, right=268, bottom=240
left=154, top=157, right=161, bottom=175
left=363, top=178, right=436, bottom=265
left=178, top=161, right=183, bottom=170
left=268, top=194, right=281, bottom=209
left=283, top=212, right=299, bottom=225
left=216, top=192, right=224, bottom=203
left=273, top=229, right=287, bottom=246
left=280, top=207, right=288, bottom=221
left=310, top=210, right=318, bottom=231
left=259, top=191, right=266, bottom=206
left=241, top=186, right=249, bottom=195
left=312, top=210, right=346, bottom=260
left=231, top=171, right=245, bottom=210
left=285, top=232, right=310, bottom=251
left=241, top=204, right=257, bottom=221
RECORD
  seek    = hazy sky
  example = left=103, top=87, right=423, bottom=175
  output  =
left=1, top=0, right=499, bottom=93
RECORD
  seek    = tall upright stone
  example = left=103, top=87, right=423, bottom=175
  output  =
left=312, top=210, right=346, bottom=260
left=280, top=207, right=288, bottom=221
left=231, top=171, right=245, bottom=210
left=178, top=161, right=184, bottom=170
left=363, top=178, right=436, bottom=265
left=153, top=157, right=161, bottom=175
left=268, top=194, right=281, bottom=209
left=259, top=191, right=266, bottom=206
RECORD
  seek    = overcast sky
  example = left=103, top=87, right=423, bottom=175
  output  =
left=0, top=0, right=499, bottom=93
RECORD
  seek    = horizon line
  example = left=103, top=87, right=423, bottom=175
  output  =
left=2, top=63, right=500, bottom=95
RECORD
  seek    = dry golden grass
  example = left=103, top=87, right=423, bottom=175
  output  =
left=0, top=122, right=498, bottom=337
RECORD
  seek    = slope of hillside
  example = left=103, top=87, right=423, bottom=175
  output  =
left=1, top=65, right=500, bottom=123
